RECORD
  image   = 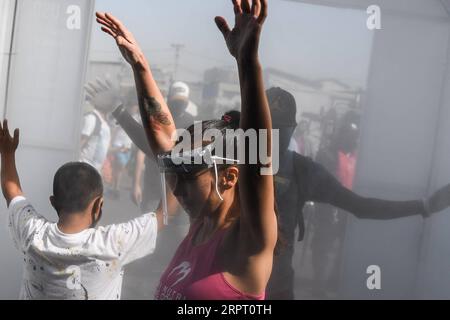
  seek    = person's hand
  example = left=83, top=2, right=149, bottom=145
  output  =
left=214, top=0, right=267, bottom=62
left=426, top=184, right=450, bottom=215
left=131, top=185, right=142, bottom=206
left=0, top=120, right=19, bottom=155
left=95, top=12, right=147, bottom=69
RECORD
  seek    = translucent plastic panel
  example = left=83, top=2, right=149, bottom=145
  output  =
left=0, top=0, right=16, bottom=115
left=5, top=0, right=94, bottom=151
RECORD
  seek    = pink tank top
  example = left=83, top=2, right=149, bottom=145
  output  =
left=154, top=222, right=266, bottom=300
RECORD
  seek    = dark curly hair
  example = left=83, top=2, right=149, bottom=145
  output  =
left=52, top=162, right=103, bottom=214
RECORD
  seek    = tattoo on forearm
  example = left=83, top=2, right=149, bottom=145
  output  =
left=143, top=96, right=171, bottom=126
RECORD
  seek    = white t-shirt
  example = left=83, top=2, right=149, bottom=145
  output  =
left=80, top=110, right=111, bottom=171
left=8, top=196, right=158, bottom=300
left=112, top=113, right=140, bottom=150
left=112, top=127, right=133, bottom=150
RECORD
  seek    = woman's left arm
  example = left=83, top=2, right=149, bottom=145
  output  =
left=215, top=0, right=277, bottom=291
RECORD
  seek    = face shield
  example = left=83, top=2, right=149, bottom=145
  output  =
left=156, top=143, right=239, bottom=225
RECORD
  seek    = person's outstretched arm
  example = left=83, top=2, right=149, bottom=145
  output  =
left=96, top=12, right=176, bottom=155
left=0, top=120, right=22, bottom=207
left=112, top=106, right=153, bottom=157
left=215, top=0, right=276, bottom=293
left=306, top=157, right=450, bottom=219
left=329, top=182, right=450, bottom=220
left=0, top=120, right=48, bottom=252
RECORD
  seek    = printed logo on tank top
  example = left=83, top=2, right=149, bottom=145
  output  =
left=168, top=261, right=191, bottom=287
left=155, top=261, right=192, bottom=300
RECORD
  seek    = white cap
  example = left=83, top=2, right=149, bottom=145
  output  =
left=169, top=81, right=190, bottom=100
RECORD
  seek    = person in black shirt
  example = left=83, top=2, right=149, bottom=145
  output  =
left=266, top=87, right=450, bottom=300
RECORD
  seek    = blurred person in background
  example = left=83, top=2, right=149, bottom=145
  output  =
left=310, top=110, right=360, bottom=298
left=80, top=79, right=120, bottom=173
left=289, top=119, right=314, bottom=158
left=109, top=94, right=141, bottom=200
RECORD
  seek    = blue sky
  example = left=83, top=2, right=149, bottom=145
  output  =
left=90, top=0, right=373, bottom=87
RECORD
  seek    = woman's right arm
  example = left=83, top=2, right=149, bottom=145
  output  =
left=96, top=12, right=176, bottom=154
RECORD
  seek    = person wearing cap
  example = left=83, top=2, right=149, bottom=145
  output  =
left=265, top=87, right=450, bottom=300
left=167, top=81, right=195, bottom=129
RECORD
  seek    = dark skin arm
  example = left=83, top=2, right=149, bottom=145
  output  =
left=112, top=105, right=153, bottom=157
left=327, top=181, right=450, bottom=219
left=113, top=105, right=182, bottom=215
left=311, top=151, right=450, bottom=219
left=0, top=120, right=22, bottom=207
left=327, top=185, right=426, bottom=219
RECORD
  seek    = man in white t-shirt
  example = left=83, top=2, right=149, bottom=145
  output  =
left=0, top=119, right=166, bottom=300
